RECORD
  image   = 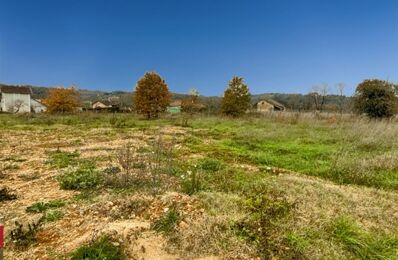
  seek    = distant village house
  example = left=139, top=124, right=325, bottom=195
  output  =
left=0, top=84, right=46, bottom=113
left=92, top=98, right=120, bottom=112
left=167, top=100, right=182, bottom=113
left=256, top=99, right=285, bottom=112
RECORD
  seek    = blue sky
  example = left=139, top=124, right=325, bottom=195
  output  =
left=1, top=0, right=397, bottom=96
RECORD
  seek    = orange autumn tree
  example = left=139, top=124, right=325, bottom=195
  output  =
left=133, top=72, right=171, bottom=119
left=43, top=87, right=80, bottom=113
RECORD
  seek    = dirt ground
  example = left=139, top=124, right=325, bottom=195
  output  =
left=1, top=125, right=398, bottom=259
left=0, top=126, right=211, bottom=259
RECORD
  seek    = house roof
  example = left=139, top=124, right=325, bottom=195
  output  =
left=169, top=100, right=182, bottom=107
left=93, top=100, right=112, bottom=106
left=258, top=99, right=285, bottom=109
left=0, top=84, right=32, bottom=95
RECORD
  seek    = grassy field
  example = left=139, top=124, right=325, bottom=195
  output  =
left=1, top=112, right=397, bottom=259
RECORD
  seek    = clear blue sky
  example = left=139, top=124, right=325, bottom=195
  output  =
left=1, top=0, right=397, bottom=96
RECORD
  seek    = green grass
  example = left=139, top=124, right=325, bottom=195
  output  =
left=186, top=116, right=398, bottom=190
left=46, top=150, right=80, bottom=168
left=330, top=216, right=398, bottom=259
left=70, top=236, right=123, bottom=260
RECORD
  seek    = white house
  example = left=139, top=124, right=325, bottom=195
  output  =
left=0, top=85, right=46, bottom=113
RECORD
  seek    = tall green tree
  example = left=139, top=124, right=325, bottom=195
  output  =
left=221, top=76, right=251, bottom=117
left=133, top=72, right=171, bottom=119
left=354, top=79, right=398, bottom=118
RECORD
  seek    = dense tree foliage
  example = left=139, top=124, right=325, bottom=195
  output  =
left=133, top=72, right=171, bottom=119
left=221, top=77, right=251, bottom=117
left=353, top=79, right=398, bottom=118
left=43, top=87, right=80, bottom=113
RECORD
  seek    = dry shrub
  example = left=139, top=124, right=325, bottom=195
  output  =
left=167, top=215, right=255, bottom=259
left=104, top=132, right=179, bottom=192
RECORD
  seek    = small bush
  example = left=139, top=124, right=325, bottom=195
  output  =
left=70, top=235, right=123, bottom=260
left=152, top=206, right=181, bottom=234
left=58, top=166, right=101, bottom=190
left=10, top=219, right=42, bottom=247
left=47, top=150, right=80, bottom=168
left=0, top=187, right=17, bottom=201
left=26, top=200, right=66, bottom=213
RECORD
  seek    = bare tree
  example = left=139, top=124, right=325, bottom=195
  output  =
left=310, top=84, right=328, bottom=112
left=336, top=83, right=345, bottom=114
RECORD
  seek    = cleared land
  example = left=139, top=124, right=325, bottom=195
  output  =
left=1, top=113, right=397, bottom=259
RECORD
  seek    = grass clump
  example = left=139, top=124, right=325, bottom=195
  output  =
left=330, top=216, right=398, bottom=259
left=70, top=235, right=123, bottom=260
left=152, top=206, right=181, bottom=234
left=26, top=199, right=66, bottom=213
left=197, top=157, right=224, bottom=172
left=58, top=164, right=101, bottom=190
left=47, top=150, right=80, bottom=168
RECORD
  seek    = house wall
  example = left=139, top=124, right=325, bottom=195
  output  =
left=257, top=101, right=274, bottom=113
left=0, top=93, right=31, bottom=113
left=31, top=99, right=47, bottom=113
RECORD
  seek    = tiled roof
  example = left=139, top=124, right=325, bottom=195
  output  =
left=0, top=84, right=32, bottom=94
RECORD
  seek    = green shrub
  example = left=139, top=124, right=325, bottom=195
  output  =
left=26, top=199, right=66, bottom=213
left=58, top=166, right=101, bottom=190
left=70, top=236, right=123, bottom=260
left=152, top=207, right=181, bottom=234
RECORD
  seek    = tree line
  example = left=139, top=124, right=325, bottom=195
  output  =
left=41, top=72, right=398, bottom=119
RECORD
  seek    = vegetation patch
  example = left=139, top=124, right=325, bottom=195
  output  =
left=26, top=199, right=66, bottom=213
left=70, top=235, right=123, bottom=260
left=58, top=164, right=101, bottom=190
left=330, top=216, right=398, bottom=259
left=47, top=150, right=80, bottom=168
left=152, top=206, right=181, bottom=234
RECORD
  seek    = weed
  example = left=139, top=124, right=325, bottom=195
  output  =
left=152, top=206, right=181, bottom=234
left=0, top=187, right=17, bottom=201
left=43, top=210, right=64, bottom=222
left=26, top=199, right=66, bottom=213
left=70, top=235, right=123, bottom=260
left=10, top=219, right=42, bottom=247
